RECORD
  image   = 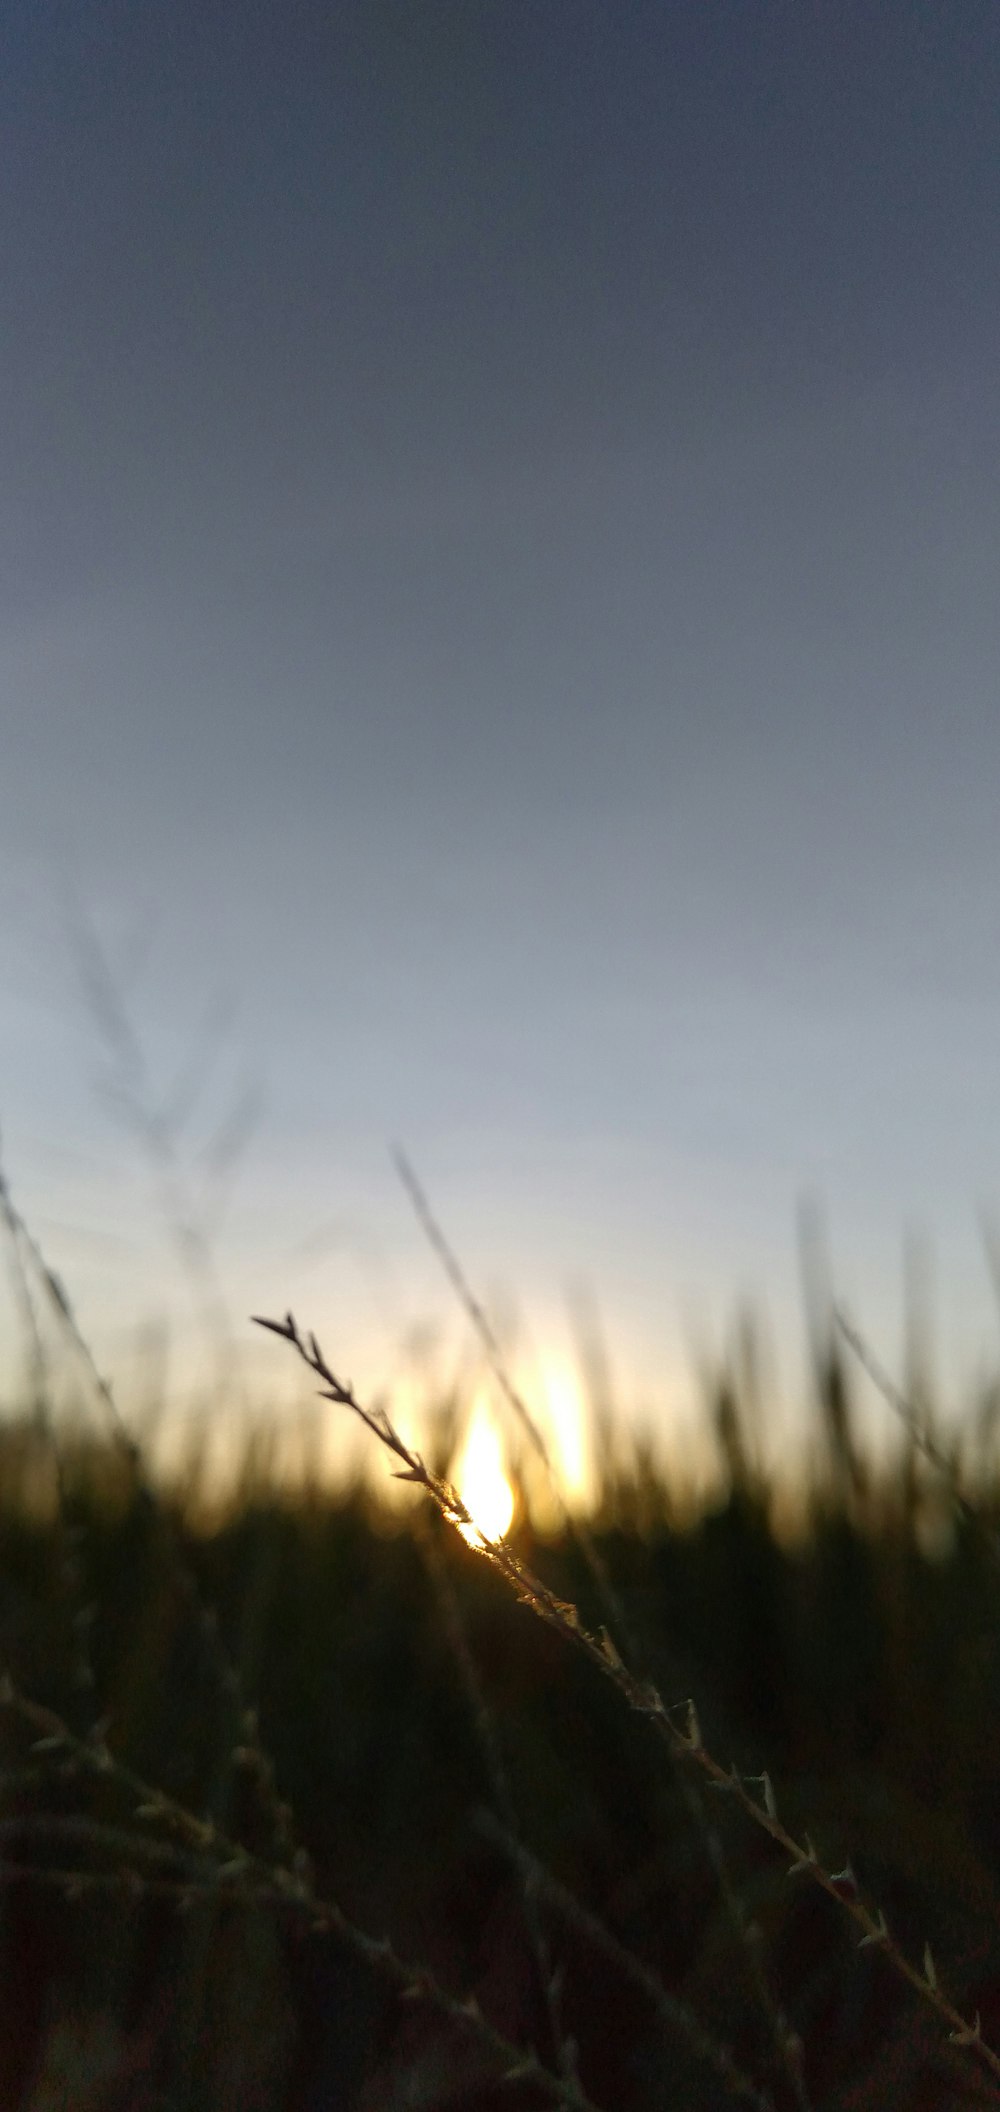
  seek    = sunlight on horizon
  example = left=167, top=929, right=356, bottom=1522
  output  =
left=542, top=1362, right=591, bottom=1511
left=455, top=1396, right=515, bottom=1544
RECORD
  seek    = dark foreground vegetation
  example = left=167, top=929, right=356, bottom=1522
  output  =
left=3, top=1305, right=1000, bottom=2112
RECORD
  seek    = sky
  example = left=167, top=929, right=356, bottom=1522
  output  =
left=2, top=2, right=1000, bottom=1468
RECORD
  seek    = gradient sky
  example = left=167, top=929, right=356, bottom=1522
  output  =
left=2, top=3, right=1000, bottom=1452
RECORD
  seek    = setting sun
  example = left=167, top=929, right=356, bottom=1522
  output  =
left=542, top=1363, right=590, bottom=1511
left=455, top=1399, right=514, bottom=1545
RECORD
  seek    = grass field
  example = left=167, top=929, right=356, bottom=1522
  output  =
left=2, top=1178, right=1000, bottom=2109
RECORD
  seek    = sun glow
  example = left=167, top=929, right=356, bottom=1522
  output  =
left=542, top=1363, right=590, bottom=1510
left=455, top=1399, right=515, bottom=1545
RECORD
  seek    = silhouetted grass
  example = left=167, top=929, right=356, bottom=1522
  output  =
left=4, top=1169, right=1000, bottom=2104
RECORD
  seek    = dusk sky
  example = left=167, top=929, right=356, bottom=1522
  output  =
left=2, top=4, right=999, bottom=1459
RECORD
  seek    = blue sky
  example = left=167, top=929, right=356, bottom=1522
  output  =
left=2, top=3, right=1000, bottom=1456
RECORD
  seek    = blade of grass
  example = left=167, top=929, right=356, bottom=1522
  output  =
left=254, top=1308, right=1000, bottom=2094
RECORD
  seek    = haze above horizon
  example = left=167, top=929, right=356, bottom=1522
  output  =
left=3, top=3, right=1000, bottom=1436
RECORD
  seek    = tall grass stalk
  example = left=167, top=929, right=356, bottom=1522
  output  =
left=254, top=1306, right=1000, bottom=2090
left=397, top=1148, right=810, bottom=2108
left=0, top=1674, right=601, bottom=2112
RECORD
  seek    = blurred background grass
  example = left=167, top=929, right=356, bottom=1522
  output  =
left=3, top=1289, right=1000, bottom=2110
